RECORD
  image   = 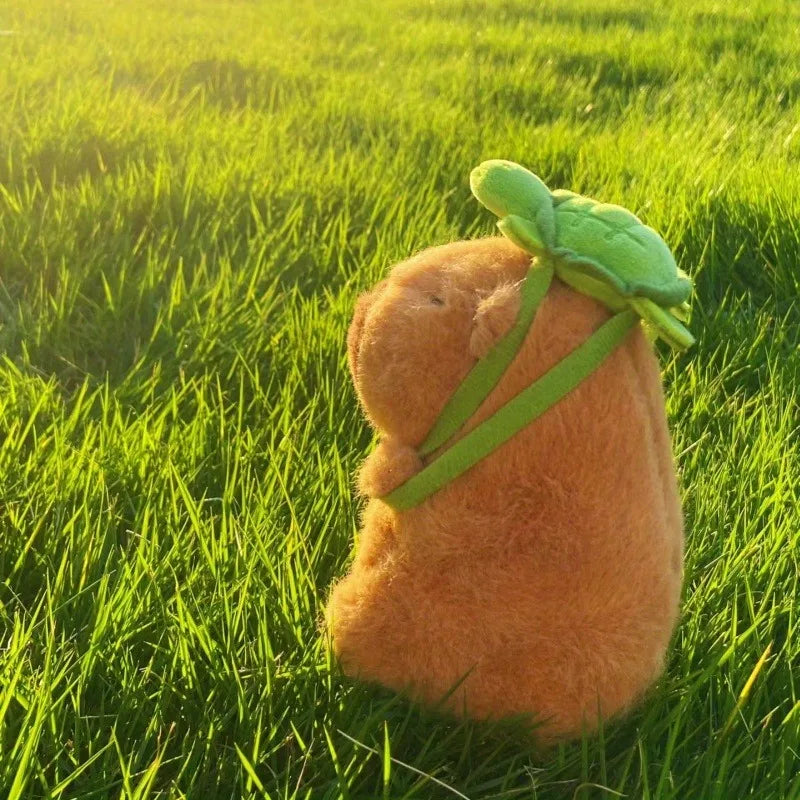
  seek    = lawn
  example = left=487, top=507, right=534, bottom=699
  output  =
left=0, top=0, right=799, bottom=797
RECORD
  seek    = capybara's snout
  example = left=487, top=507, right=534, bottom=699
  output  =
left=347, top=279, right=388, bottom=380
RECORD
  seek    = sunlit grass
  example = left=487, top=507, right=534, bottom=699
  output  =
left=0, top=0, right=799, bottom=797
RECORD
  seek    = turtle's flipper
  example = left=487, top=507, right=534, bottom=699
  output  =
left=670, top=300, right=691, bottom=323
left=629, top=297, right=695, bottom=351
left=551, top=251, right=631, bottom=298
left=498, top=215, right=548, bottom=257
left=555, top=262, right=629, bottom=312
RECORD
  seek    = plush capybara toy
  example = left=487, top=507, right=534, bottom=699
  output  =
left=325, top=161, right=693, bottom=741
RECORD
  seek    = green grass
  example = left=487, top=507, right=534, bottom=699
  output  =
left=0, top=0, right=799, bottom=796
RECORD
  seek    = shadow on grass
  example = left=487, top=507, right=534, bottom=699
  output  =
left=112, top=58, right=321, bottom=114
left=551, top=50, right=673, bottom=94
left=325, top=672, right=661, bottom=799
left=407, top=0, right=659, bottom=32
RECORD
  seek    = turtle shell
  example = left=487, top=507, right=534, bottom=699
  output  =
left=551, top=194, right=691, bottom=307
left=470, top=160, right=694, bottom=349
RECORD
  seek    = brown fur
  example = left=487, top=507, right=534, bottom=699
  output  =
left=326, top=237, right=684, bottom=741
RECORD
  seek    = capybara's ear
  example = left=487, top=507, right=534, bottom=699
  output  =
left=469, top=281, right=521, bottom=359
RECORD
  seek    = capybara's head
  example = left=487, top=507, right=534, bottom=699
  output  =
left=347, top=237, right=532, bottom=446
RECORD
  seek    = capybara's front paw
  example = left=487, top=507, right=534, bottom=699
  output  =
left=357, top=438, right=422, bottom=498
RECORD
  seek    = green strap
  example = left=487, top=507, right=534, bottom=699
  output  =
left=382, top=310, right=638, bottom=511
left=420, top=263, right=554, bottom=456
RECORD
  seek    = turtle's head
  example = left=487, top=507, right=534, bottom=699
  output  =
left=470, top=160, right=556, bottom=251
left=347, top=238, right=530, bottom=445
